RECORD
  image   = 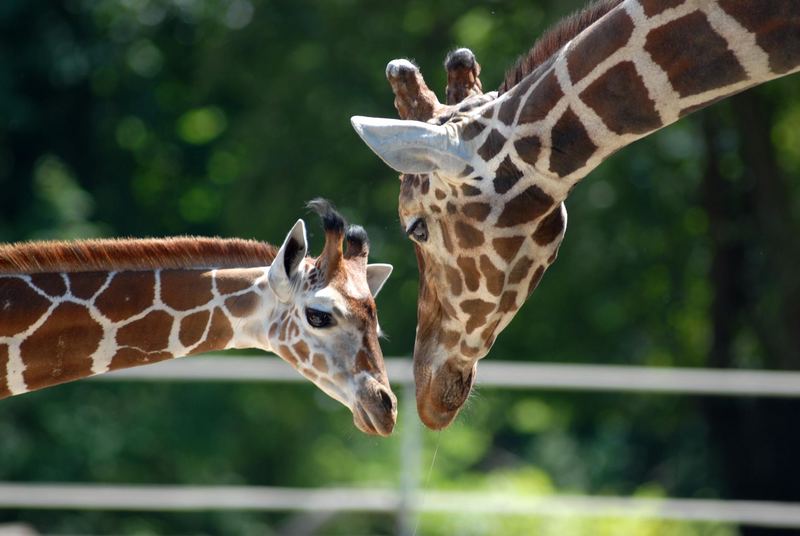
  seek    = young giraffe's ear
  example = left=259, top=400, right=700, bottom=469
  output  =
left=366, top=263, right=393, bottom=298
left=351, top=116, right=470, bottom=175
left=269, top=219, right=308, bottom=302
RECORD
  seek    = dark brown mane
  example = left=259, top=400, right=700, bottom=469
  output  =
left=499, top=0, right=624, bottom=94
left=0, top=237, right=278, bottom=274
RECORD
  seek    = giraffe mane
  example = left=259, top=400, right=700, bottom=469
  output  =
left=498, top=0, right=624, bottom=94
left=0, top=237, right=278, bottom=274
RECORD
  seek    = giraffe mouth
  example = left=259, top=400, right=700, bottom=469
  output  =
left=353, top=382, right=397, bottom=437
left=353, top=402, right=395, bottom=437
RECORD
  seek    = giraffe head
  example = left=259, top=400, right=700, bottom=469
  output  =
left=351, top=56, right=567, bottom=429
left=266, top=200, right=396, bottom=435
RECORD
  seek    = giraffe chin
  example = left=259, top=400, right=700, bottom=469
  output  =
left=415, top=358, right=477, bottom=430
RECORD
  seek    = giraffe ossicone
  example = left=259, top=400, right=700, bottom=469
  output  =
left=0, top=200, right=397, bottom=436
left=353, top=0, right=800, bottom=429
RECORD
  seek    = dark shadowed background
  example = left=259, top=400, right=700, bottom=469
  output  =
left=1, top=0, right=799, bottom=534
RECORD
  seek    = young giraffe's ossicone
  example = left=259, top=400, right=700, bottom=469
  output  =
left=352, top=0, right=800, bottom=429
left=0, top=200, right=397, bottom=436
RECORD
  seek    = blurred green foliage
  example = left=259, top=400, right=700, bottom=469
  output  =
left=1, top=0, right=799, bottom=534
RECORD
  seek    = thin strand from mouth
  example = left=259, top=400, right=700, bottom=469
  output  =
left=412, top=430, right=442, bottom=536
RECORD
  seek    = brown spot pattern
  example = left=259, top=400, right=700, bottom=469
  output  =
left=568, top=8, right=634, bottom=83
left=462, top=202, right=492, bottom=222
left=445, top=264, right=463, bottom=296
left=460, top=341, right=481, bottom=358
left=498, top=291, right=519, bottom=313
left=479, top=255, right=504, bottom=296
left=438, top=221, right=454, bottom=254
left=518, top=71, right=564, bottom=124
left=189, top=307, right=233, bottom=355
left=0, top=345, right=9, bottom=398
left=225, top=291, right=260, bottom=318
left=493, top=155, right=523, bottom=195
left=117, top=310, right=173, bottom=353
left=454, top=221, right=485, bottom=248
left=460, top=299, right=496, bottom=334
left=216, top=268, right=261, bottom=295
left=355, top=349, right=378, bottom=374
left=580, top=61, right=662, bottom=135
left=477, top=129, right=507, bottom=162
left=498, top=93, right=520, bottom=125
left=493, top=236, right=525, bottom=263
left=293, top=341, right=310, bottom=362
left=0, top=277, right=51, bottom=337
left=514, top=136, right=542, bottom=167
left=441, top=330, right=460, bottom=349
left=480, top=318, right=500, bottom=346
left=278, top=344, right=297, bottom=366
left=95, top=272, right=155, bottom=322
left=533, top=206, right=566, bottom=245
left=20, top=302, right=102, bottom=390
left=644, top=11, right=747, bottom=97
left=509, top=257, right=534, bottom=285
left=69, top=272, right=108, bottom=300
left=457, top=256, right=481, bottom=292
left=550, top=107, right=597, bottom=177
left=461, top=184, right=482, bottom=197
left=180, top=310, right=210, bottom=347
left=161, top=270, right=213, bottom=311
left=30, top=274, right=66, bottom=297
left=719, top=0, right=800, bottom=74
left=110, top=347, right=172, bottom=370
left=420, top=177, right=430, bottom=195
left=461, top=120, right=487, bottom=141
left=496, top=185, right=555, bottom=228
left=640, top=0, right=684, bottom=16
left=312, top=353, right=328, bottom=373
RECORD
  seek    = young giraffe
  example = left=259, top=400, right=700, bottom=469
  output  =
left=0, top=200, right=397, bottom=435
left=352, top=0, right=800, bottom=429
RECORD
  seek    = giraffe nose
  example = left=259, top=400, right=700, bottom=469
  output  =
left=378, top=386, right=396, bottom=414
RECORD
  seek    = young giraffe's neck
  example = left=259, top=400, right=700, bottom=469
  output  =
left=487, top=0, right=799, bottom=197
left=0, top=267, right=275, bottom=397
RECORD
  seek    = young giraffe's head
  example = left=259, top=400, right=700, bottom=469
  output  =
left=352, top=49, right=568, bottom=429
left=267, top=200, right=396, bottom=435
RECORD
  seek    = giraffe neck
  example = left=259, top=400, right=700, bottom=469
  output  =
left=489, top=0, right=799, bottom=196
left=0, top=266, right=275, bottom=397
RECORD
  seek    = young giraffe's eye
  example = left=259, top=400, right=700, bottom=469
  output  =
left=406, top=218, right=428, bottom=243
left=306, top=308, right=334, bottom=328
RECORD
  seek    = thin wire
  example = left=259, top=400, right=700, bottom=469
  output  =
left=412, top=431, right=441, bottom=536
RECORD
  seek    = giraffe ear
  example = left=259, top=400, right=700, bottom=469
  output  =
left=269, top=219, right=308, bottom=302
left=351, top=116, right=470, bottom=175
left=366, top=263, right=393, bottom=297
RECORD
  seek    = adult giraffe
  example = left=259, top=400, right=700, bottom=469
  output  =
left=0, top=200, right=397, bottom=436
left=352, top=0, right=800, bottom=428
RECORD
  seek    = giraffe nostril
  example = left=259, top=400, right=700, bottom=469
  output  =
left=379, top=389, right=395, bottom=414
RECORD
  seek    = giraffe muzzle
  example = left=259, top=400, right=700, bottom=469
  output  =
left=353, top=380, right=397, bottom=437
left=415, top=357, right=477, bottom=430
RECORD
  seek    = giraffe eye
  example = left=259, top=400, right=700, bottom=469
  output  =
left=306, top=308, right=333, bottom=328
left=407, top=218, right=428, bottom=243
